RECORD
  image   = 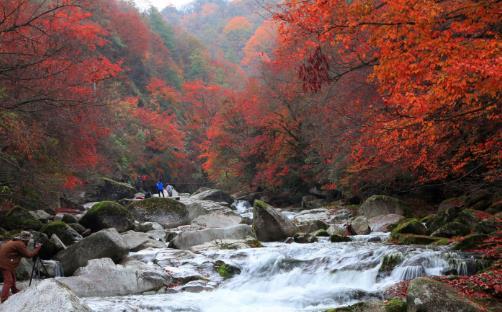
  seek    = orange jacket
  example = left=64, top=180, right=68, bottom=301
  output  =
left=0, top=240, right=40, bottom=272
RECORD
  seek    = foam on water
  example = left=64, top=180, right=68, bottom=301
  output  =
left=84, top=238, right=479, bottom=312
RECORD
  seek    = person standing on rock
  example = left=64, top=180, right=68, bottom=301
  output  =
left=156, top=180, right=165, bottom=198
left=166, top=184, right=173, bottom=197
left=0, top=231, right=42, bottom=303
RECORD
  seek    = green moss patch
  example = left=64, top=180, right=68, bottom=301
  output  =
left=391, top=218, right=427, bottom=237
left=214, top=260, right=241, bottom=279
left=380, top=253, right=404, bottom=273
left=384, top=298, right=406, bottom=312
left=80, top=201, right=132, bottom=232
left=393, top=234, right=442, bottom=245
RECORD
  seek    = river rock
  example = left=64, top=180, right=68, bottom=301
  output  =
left=57, top=258, right=168, bottom=297
left=391, top=219, right=427, bottom=236
left=172, top=224, right=254, bottom=249
left=55, top=228, right=128, bottom=276
left=368, top=214, right=405, bottom=232
left=41, top=221, right=82, bottom=246
left=121, top=230, right=165, bottom=251
left=431, top=221, right=471, bottom=238
left=349, top=216, right=371, bottom=235
left=0, top=206, right=43, bottom=230
left=253, top=200, right=297, bottom=241
left=407, top=277, right=483, bottom=312
left=128, top=198, right=189, bottom=228
left=134, top=221, right=164, bottom=232
left=28, top=210, right=52, bottom=222
left=301, top=195, right=325, bottom=209
left=190, top=188, right=233, bottom=204
left=50, top=234, right=67, bottom=250
left=61, top=214, right=78, bottom=224
left=79, top=201, right=133, bottom=233
left=0, top=279, right=91, bottom=312
left=15, top=258, right=33, bottom=281
left=359, top=195, right=408, bottom=218
left=191, top=213, right=242, bottom=228
left=84, top=177, right=136, bottom=202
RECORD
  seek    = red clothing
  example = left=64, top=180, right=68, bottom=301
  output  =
left=1, top=269, right=18, bottom=302
left=0, top=240, right=39, bottom=272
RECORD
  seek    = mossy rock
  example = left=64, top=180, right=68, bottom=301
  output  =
left=431, top=238, right=450, bottom=246
left=214, top=260, right=241, bottom=279
left=380, top=253, right=404, bottom=273
left=245, top=239, right=263, bottom=248
left=61, top=214, right=78, bottom=224
left=0, top=207, right=43, bottom=230
left=254, top=199, right=272, bottom=210
left=68, top=223, right=87, bottom=235
left=453, top=233, right=489, bottom=251
left=80, top=201, right=133, bottom=233
left=313, top=229, right=330, bottom=237
left=431, top=221, right=471, bottom=238
left=384, top=298, right=406, bottom=312
left=40, top=221, right=82, bottom=246
left=330, top=234, right=351, bottom=243
left=127, top=198, right=188, bottom=228
left=391, top=218, right=427, bottom=237
left=474, top=219, right=499, bottom=234
left=393, top=234, right=442, bottom=245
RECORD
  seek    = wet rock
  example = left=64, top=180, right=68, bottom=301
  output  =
left=431, top=221, right=471, bottom=238
left=50, top=234, right=67, bottom=250
left=293, top=232, right=318, bottom=243
left=0, top=279, right=91, bottom=312
left=253, top=200, right=297, bottom=241
left=327, top=224, right=347, bottom=236
left=332, top=208, right=352, bottom=222
left=58, top=258, right=168, bottom=297
left=213, top=260, right=241, bottom=279
left=128, top=198, right=189, bottom=228
left=359, top=195, right=408, bottom=219
left=41, top=221, right=82, bottom=246
left=121, top=230, right=165, bottom=251
left=379, top=252, right=404, bottom=273
left=368, top=236, right=382, bottom=242
left=407, top=277, right=483, bottom=312
left=61, top=214, right=78, bottom=224
left=349, top=216, right=371, bottom=235
left=134, top=221, right=164, bottom=232
left=190, top=188, right=233, bottom=204
left=393, top=234, right=442, bottom=245
left=191, top=213, right=242, bottom=228
left=312, top=229, right=330, bottom=237
left=391, top=219, right=427, bottom=236
left=171, top=224, right=255, bottom=249
left=368, top=214, right=405, bottom=232
left=0, top=206, right=43, bottom=230
left=330, top=234, right=351, bottom=243
left=56, top=228, right=128, bottom=275
left=79, top=201, right=132, bottom=233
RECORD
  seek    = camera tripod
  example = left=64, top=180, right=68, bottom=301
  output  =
left=29, top=256, right=49, bottom=286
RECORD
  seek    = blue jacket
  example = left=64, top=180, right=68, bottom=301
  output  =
left=156, top=181, right=164, bottom=191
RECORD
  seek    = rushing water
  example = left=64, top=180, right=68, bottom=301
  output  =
left=83, top=233, right=480, bottom=312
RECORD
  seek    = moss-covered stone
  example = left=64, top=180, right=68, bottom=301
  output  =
left=384, top=298, right=406, bottom=312
left=391, top=219, right=427, bottom=237
left=431, top=221, right=471, bottom=238
left=393, top=234, right=442, bottom=245
left=127, top=198, right=188, bottom=228
left=245, top=239, right=263, bottom=248
left=61, top=214, right=78, bottom=224
left=68, top=223, right=87, bottom=235
left=0, top=206, right=42, bottom=230
left=40, top=221, right=82, bottom=246
left=80, top=201, right=132, bottom=233
left=380, top=253, right=404, bottom=273
left=313, top=229, right=330, bottom=237
left=330, top=234, right=351, bottom=243
left=214, top=260, right=241, bottom=279
left=431, top=238, right=450, bottom=246
left=254, top=199, right=272, bottom=210
left=453, top=233, right=489, bottom=251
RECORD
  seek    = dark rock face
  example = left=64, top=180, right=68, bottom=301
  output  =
left=407, top=277, right=482, bottom=312
left=127, top=198, right=189, bottom=228
left=190, top=188, right=234, bottom=204
left=0, top=206, right=43, bottom=230
left=359, top=195, right=408, bottom=219
left=41, top=221, right=82, bottom=246
left=85, top=177, right=136, bottom=202
left=56, top=228, right=128, bottom=276
left=252, top=200, right=297, bottom=241
left=79, top=201, right=133, bottom=233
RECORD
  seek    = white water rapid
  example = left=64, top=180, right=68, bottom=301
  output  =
left=83, top=235, right=479, bottom=312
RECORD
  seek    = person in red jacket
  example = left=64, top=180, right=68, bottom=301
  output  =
left=0, top=231, right=41, bottom=302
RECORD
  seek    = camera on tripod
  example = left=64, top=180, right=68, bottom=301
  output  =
left=29, top=240, right=48, bottom=286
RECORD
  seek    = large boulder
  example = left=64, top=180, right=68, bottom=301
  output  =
left=0, top=279, right=91, bottom=312
left=252, top=200, right=297, bottom=241
left=428, top=205, right=475, bottom=234
left=407, top=277, right=483, bottom=312
left=79, top=201, right=133, bottom=233
left=190, top=188, right=233, bottom=204
left=57, top=258, right=168, bottom=297
left=0, top=207, right=42, bottom=230
left=91, top=177, right=136, bottom=201
left=391, top=219, right=427, bottom=236
left=368, top=214, right=405, bottom=232
left=55, top=228, right=128, bottom=276
left=171, top=224, right=254, bottom=249
left=431, top=221, right=471, bottom=238
left=28, top=210, right=52, bottom=223
left=121, top=230, right=165, bottom=251
left=191, top=213, right=242, bottom=228
left=349, top=216, right=371, bottom=235
left=127, top=198, right=189, bottom=228
left=359, top=195, right=408, bottom=219
left=41, top=221, right=82, bottom=246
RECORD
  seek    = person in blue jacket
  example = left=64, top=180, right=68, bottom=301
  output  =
left=155, top=180, right=164, bottom=198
